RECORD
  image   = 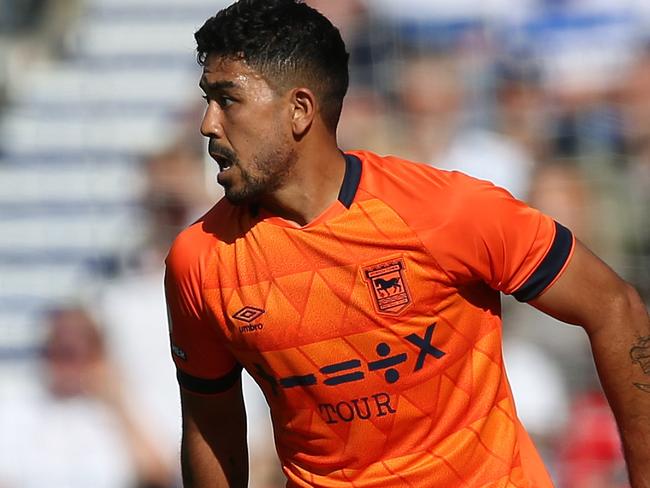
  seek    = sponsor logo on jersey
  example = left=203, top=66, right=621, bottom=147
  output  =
left=253, top=323, right=445, bottom=397
left=233, top=306, right=265, bottom=333
left=252, top=323, right=446, bottom=424
left=233, top=306, right=265, bottom=322
left=362, top=257, right=412, bottom=315
left=318, top=392, right=396, bottom=424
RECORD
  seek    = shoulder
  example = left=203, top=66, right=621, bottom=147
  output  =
left=349, top=149, right=510, bottom=223
left=349, top=149, right=453, bottom=190
left=165, top=199, right=233, bottom=279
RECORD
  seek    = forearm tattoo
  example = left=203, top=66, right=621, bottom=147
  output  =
left=630, top=335, right=650, bottom=393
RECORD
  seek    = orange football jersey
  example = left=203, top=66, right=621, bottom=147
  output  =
left=165, top=150, right=574, bottom=487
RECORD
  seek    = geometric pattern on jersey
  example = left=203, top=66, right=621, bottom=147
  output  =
left=165, top=150, right=573, bottom=487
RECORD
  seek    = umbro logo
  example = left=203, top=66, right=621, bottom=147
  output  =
left=233, top=306, right=265, bottom=322
left=232, top=306, right=265, bottom=333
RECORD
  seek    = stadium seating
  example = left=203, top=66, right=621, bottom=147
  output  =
left=0, top=0, right=226, bottom=352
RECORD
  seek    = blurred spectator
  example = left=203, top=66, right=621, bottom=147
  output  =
left=623, top=44, right=650, bottom=148
left=306, top=1, right=386, bottom=89
left=0, top=305, right=174, bottom=488
left=392, top=50, right=464, bottom=163
left=530, top=158, right=627, bottom=279
left=94, top=142, right=211, bottom=484
left=0, top=0, right=82, bottom=117
left=1, top=0, right=82, bottom=53
left=557, top=391, right=629, bottom=488
left=547, top=93, right=626, bottom=168
left=95, top=139, right=280, bottom=487
left=393, top=49, right=536, bottom=199
left=371, top=0, right=535, bottom=23
left=338, top=86, right=394, bottom=155
left=523, top=0, right=638, bottom=103
left=134, top=142, right=215, bottom=269
left=528, top=161, right=593, bottom=244
left=502, top=336, right=569, bottom=481
left=621, top=45, right=650, bottom=299
left=492, top=55, right=549, bottom=160
left=0, top=0, right=49, bottom=34
left=306, top=0, right=367, bottom=45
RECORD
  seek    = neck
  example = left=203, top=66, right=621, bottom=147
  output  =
left=259, top=141, right=347, bottom=226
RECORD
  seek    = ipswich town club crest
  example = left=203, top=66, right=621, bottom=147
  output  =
left=362, top=258, right=412, bottom=315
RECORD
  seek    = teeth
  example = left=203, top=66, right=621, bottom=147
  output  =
left=216, top=157, right=231, bottom=171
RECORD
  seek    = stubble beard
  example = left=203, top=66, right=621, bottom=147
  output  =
left=224, top=144, right=298, bottom=206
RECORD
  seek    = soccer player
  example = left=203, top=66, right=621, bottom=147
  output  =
left=164, top=1, right=650, bottom=486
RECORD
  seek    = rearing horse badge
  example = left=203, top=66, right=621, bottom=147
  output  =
left=362, top=257, right=412, bottom=316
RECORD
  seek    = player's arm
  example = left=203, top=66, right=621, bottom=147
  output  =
left=180, top=380, right=248, bottom=488
left=430, top=175, right=649, bottom=485
left=165, top=225, right=250, bottom=487
left=529, top=240, right=650, bottom=488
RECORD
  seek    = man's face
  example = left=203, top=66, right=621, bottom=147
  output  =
left=199, top=55, right=297, bottom=205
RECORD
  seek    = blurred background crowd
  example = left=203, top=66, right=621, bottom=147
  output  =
left=0, top=0, right=648, bottom=486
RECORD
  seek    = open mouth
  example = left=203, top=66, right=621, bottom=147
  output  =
left=211, top=153, right=234, bottom=173
left=218, top=158, right=233, bottom=173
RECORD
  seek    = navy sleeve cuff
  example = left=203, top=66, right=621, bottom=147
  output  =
left=513, top=221, right=573, bottom=302
left=177, top=364, right=243, bottom=394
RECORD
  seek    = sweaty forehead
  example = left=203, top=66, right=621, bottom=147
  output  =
left=201, top=54, right=292, bottom=98
left=200, top=55, right=267, bottom=89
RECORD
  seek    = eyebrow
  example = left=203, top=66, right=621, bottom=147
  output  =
left=199, top=79, right=237, bottom=92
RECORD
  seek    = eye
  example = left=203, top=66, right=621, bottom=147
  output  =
left=201, top=94, right=235, bottom=108
left=217, top=95, right=235, bottom=108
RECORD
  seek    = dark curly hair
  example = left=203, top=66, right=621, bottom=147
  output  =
left=195, top=0, right=349, bottom=132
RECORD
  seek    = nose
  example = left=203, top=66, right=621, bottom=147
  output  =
left=200, top=102, right=224, bottom=139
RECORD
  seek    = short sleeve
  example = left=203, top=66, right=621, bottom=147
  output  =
left=164, top=229, right=241, bottom=394
left=436, top=174, right=575, bottom=301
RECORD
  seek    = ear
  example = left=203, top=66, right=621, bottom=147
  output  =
left=290, top=87, right=316, bottom=137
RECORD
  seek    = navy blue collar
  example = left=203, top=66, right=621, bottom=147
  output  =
left=337, top=154, right=362, bottom=208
